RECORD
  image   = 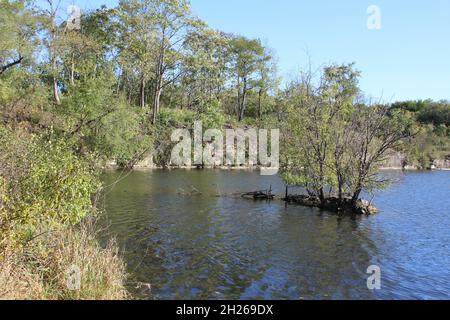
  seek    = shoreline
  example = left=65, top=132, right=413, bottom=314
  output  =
left=104, top=164, right=450, bottom=172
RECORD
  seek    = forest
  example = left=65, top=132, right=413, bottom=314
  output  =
left=0, top=0, right=449, bottom=299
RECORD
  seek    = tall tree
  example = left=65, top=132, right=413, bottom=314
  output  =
left=230, top=36, right=265, bottom=122
left=148, top=0, right=199, bottom=124
left=281, top=64, right=412, bottom=210
left=116, top=0, right=199, bottom=124
left=254, top=46, right=277, bottom=120
left=281, top=64, right=360, bottom=204
left=182, top=26, right=230, bottom=111
left=116, top=0, right=158, bottom=110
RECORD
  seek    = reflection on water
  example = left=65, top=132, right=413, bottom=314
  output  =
left=99, top=170, right=450, bottom=300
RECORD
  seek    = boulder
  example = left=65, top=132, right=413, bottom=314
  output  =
left=355, top=200, right=379, bottom=215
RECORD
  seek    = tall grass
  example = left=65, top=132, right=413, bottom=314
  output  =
left=0, top=222, right=129, bottom=300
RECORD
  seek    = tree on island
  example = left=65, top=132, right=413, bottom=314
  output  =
left=280, top=63, right=413, bottom=214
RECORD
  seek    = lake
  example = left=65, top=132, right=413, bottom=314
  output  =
left=99, top=170, right=450, bottom=300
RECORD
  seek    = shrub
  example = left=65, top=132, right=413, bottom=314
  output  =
left=0, top=125, right=129, bottom=300
left=0, top=126, right=100, bottom=239
left=196, top=100, right=226, bottom=129
left=97, top=103, right=153, bottom=167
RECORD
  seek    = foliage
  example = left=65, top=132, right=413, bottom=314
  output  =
left=196, top=100, right=226, bottom=128
left=280, top=64, right=412, bottom=205
left=152, top=108, right=194, bottom=167
left=0, top=0, right=449, bottom=298
left=0, top=124, right=128, bottom=300
left=0, top=126, right=100, bottom=237
left=390, top=100, right=450, bottom=126
left=390, top=100, right=450, bottom=167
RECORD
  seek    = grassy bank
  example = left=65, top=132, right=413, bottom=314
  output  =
left=0, top=125, right=129, bottom=300
left=0, top=223, right=128, bottom=300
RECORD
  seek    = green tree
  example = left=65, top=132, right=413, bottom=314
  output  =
left=229, top=36, right=266, bottom=122
left=281, top=64, right=360, bottom=204
left=182, top=26, right=230, bottom=112
left=281, top=64, right=411, bottom=210
left=254, top=46, right=278, bottom=120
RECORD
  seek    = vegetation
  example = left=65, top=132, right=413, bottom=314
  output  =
left=2, top=0, right=444, bottom=168
left=389, top=100, right=450, bottom=168
left=0, top=125, right=128, bottom=299
left=279, top=64, right=415, bottom=213
left=0, top=0, right=449, bottom=298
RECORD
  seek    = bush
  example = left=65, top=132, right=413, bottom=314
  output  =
left=0, top=126, right=100, bottom=239
left=97, top=102, right=153, bottom=167
left=0, top=125, right=129, bottom=300
left=157, top=108, right=196, bottom=127
left=151, top=109, right=196, bottom=167
left=196, top=100, right=226, bottom=129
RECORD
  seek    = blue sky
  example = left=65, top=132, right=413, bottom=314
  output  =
left=37, top=0, right=450, bottom=101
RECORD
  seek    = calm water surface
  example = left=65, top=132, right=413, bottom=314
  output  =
left=99, top=170, right=450, bottom=300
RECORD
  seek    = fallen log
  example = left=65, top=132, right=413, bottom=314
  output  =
left=241, top=186, right=274, bottom=200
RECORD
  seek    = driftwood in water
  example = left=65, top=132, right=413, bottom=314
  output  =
left=242, top=186, right=274, bottom=200
left=177, top=186, right=202, bottom=196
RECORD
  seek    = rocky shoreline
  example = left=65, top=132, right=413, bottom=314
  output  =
left=381, top=151, right=450, bottom=171
left=104, top=151, right=450, bottom=171
left=105, top=158, right=450, bottom=172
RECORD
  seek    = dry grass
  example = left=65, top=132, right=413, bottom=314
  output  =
left=0, top=247, right=44, bottom=299
left=0, top=222, right=129, bottom=300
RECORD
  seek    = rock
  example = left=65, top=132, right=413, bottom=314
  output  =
left=367, top=206, right=379, bottom=215
left=356, top=200, right=379, bottom=215
left=134, top=154, right=155, bottom=169
left=105, top=160, right=119, bottom=170
left=433, top=159, right=450, bottom=170
left=404, top=165, right=419, bottom=171
left=383, top=151, right=407, bottom=169
left=360, top=200, right=370, bottom=207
